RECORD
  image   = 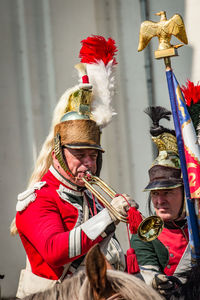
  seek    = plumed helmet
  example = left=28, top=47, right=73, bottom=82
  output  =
left=54, top=35, right=118, bottom=177
left=144, top=106, right=183, bottom=191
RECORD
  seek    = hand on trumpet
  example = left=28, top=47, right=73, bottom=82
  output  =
left=110, top=194, right=139, bottom=224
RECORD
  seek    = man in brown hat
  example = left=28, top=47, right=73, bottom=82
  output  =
left=131, top=107, right=190, bottom=298
left=13, top=36, right=136, bottom=298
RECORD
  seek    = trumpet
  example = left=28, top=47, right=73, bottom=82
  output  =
left=82, top=172, right=127, bottom=222
left=82, top=172, right=164, bottom=241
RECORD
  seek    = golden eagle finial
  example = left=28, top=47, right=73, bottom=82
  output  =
left=138, top=11, right=188, bottom=58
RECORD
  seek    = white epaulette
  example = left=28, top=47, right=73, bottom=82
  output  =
left=16, top=181, right=46, bottom=212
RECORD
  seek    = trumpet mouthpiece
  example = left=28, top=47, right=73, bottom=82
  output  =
left=84, top=171, right=92, bottom=180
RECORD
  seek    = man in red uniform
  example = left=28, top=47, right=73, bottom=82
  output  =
left=131, top=107, right=190, bottom=298
left=14, top=36, right=135, bottom=298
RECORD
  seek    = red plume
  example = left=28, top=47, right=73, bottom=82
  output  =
left=181, top=80, right=200, bottom=106
left=79, top=35, right=118, bottom=65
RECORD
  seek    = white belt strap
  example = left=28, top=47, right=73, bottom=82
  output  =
left=173, top=243, right=191, bottom=283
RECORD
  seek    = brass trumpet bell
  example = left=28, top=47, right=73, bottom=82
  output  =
left=137, top=216, right=164, bottom=242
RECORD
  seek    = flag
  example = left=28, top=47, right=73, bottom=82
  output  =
left=166, top=69, right=200, bottom=260
left=172, top=74, right=200, bottom=199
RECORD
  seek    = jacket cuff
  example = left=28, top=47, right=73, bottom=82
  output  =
left=80, top=208, right=113, bottom=240
left=139, top=265, right=160, bottom=285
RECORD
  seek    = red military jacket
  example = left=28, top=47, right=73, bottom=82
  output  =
left=16, top=166, right=114, bottom=280
left=131, top=220, right=189, bottom=283
left=158, top=225, right=189, bottom=276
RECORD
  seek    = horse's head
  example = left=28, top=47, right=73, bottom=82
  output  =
left=85, top=244, right=115, bottom=300
left=82, top=244, right=163, bottom=300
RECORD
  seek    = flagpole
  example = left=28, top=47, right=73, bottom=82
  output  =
left=138, top=11, right=200, bottom=261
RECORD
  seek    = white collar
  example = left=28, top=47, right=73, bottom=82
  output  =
left=49, top=165, right=80, bottom=191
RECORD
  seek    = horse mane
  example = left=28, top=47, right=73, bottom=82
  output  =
left=23, top=271, right=86, bottom=300
left=79, top=269, right=162, bottom=300
left=22, top=244, right=162, bottom=300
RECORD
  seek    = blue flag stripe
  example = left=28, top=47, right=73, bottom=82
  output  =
left=166, top=69, right=200, bottom=260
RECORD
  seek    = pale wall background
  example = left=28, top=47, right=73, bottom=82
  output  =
left=1, top=0, right=200, bottom=297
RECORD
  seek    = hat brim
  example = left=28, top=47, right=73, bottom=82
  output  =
left=64, top=144, right=105, bottom=152
left=144, top=180, right=183, bottom=191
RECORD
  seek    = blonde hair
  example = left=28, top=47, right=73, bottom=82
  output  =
left=10, top=85, right=79, bottom=235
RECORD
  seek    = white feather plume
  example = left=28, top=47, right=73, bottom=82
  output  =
left=85, top=59, right=117, bottom=128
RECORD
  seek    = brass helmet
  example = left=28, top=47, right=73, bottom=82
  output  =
left=144, top=106, right=183, bottom=191
left=54, top=35, right=118, bottom=178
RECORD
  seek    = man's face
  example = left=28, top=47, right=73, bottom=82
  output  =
left=63, top=148, right=98, bottom=186
left=151, top=187, right=183, bottom=222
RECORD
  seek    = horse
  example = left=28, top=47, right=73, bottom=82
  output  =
left=22, top=244, right=162, bottom=300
